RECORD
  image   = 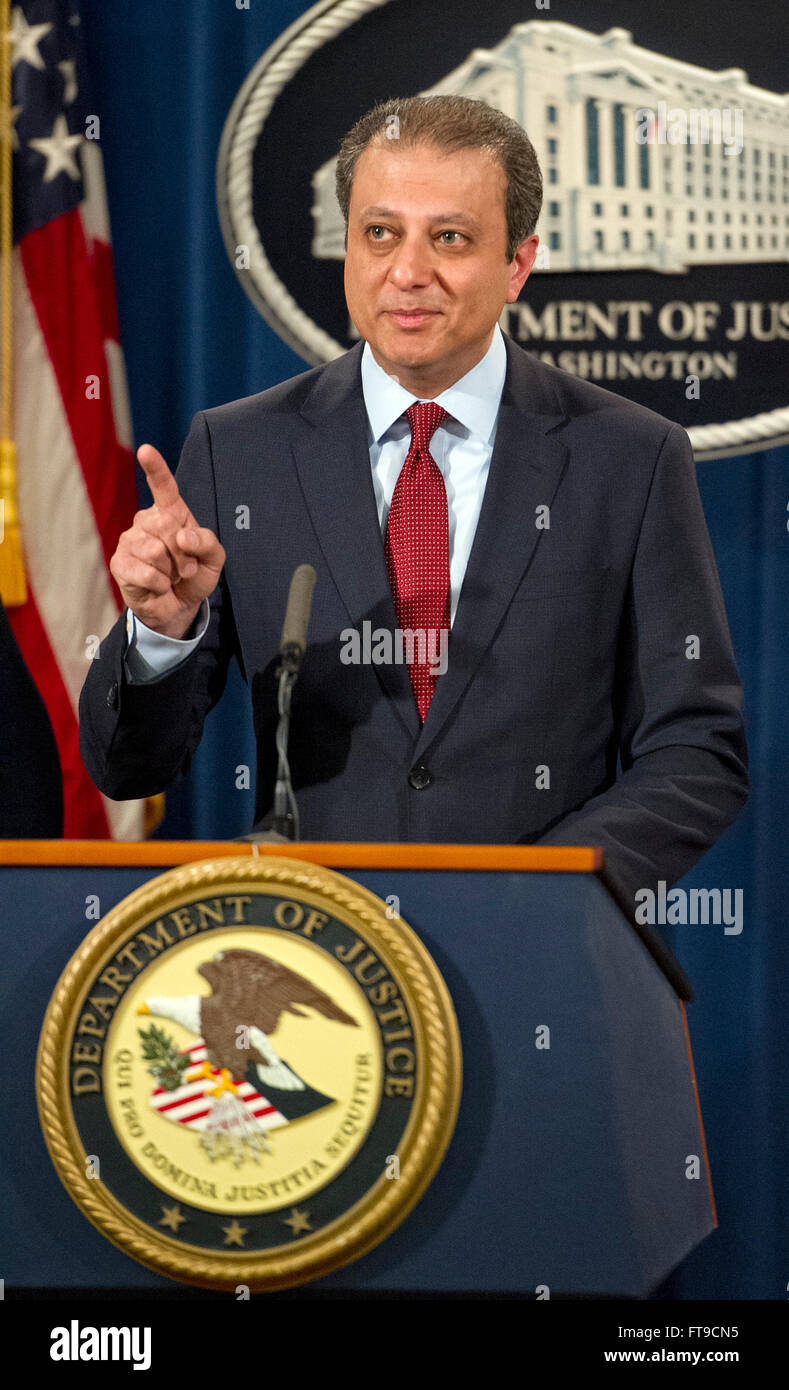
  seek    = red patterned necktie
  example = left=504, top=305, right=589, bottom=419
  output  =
left=384, top=400, right=450, bottom=722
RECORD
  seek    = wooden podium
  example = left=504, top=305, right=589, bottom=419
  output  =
left=0, top=841, right=715, bottom=1296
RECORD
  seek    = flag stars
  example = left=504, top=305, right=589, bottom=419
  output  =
left=29, top=113, right=83, bottom=182
left=8, top=7, right=52, bottom=70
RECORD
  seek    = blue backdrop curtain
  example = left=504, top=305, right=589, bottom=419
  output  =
left=79, top=0, right=788, bottom=1299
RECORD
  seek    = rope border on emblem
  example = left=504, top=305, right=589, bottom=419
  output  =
left=217, top=0, right=389, bottom=365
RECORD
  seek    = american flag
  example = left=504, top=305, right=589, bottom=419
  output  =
left=5, top=0, right=144, bottom=837
left=150, top=1041, right=288, bottom=1134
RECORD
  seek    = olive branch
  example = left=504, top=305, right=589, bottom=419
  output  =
left=138, top=1023, right=191, bottom=1092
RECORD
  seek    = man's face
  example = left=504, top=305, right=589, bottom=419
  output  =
left=344, top=139, right=538, bottom=396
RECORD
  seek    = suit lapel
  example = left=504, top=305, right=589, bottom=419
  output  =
left=292, top=342, right=421, bottom=739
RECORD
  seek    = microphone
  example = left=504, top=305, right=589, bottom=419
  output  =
left=237, top=564, right=316, bottom=844
left=278, top=564, right=317, bottom=673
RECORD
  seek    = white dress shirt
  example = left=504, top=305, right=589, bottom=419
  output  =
left=125, top=323, right=507, bottom=682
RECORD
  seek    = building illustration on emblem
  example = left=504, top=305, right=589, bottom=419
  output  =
left=311, top=21, right=789, bottom=273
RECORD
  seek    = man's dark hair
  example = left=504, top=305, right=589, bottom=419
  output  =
left=335, top=94, right=543, bottom=262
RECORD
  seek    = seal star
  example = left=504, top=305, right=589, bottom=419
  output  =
left=28, top=114, right=83, bottom=183
left=284, top=1207, right=312, bottom=1236
left=159, top=1204, right=187, bottom=1233
left=222, top=1219, right=248, bottom=1248
left=8, top=7, right=52, bottom=71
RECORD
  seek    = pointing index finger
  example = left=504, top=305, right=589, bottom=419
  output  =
left=137, top=444, right=183, bottom=511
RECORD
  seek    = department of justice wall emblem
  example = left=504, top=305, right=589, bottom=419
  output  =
left=36, top=858, right=461, bottom=1291
left=217, top=0, right=789, bottom=458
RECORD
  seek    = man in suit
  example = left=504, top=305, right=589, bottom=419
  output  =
left=79, top=94, right=748, bottom=921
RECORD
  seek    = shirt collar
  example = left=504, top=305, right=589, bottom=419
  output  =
left=361, top=322, right=507, bottom=445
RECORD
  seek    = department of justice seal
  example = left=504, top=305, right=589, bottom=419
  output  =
left=36, top=857, right=461, bottom=1291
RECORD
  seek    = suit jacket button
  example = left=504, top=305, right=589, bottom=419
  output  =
left=106, top=681, right=119, bottom=709
left=408, top=764, right=432, bottom=790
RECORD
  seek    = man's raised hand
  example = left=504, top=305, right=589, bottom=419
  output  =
left=110, top=445, right=226, bottom=639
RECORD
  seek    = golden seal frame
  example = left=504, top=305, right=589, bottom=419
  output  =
left=36, top=855, right=462, bottom=1292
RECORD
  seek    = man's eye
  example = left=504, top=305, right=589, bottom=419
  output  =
left=364, top=226, right=465, bottom=244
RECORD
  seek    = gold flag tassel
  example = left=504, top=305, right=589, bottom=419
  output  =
left=0, top=443, right=27, bottom=606
left=0, top=0, right=26, bottom=606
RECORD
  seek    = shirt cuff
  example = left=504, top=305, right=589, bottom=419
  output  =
left=123, top=602, right=210, bottom=685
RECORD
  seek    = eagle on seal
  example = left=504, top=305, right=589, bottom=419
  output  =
left=137, top=947, right=358, bottom=1098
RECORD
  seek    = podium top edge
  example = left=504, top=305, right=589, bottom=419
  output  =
left=0, top=840, right=603, bottom=873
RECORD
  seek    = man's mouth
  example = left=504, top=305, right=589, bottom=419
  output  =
left=386, top=309, right=439, bottom=327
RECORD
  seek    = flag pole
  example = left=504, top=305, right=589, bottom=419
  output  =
left=0, top=0, right=26, bottom=605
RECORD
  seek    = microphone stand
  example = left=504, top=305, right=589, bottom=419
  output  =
left=269, top=643, right=301, bottom=840
left=236, top=565, right=316, bottom=845
left=236, top=653, right=300, bottom=844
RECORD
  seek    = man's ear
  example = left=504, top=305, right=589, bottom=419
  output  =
left=507, top=234, right=540, bottom=302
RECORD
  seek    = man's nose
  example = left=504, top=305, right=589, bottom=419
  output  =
left=387, top=236, right=434, bottom=283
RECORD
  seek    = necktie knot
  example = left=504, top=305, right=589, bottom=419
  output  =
left=406, top=401, right=447, bottom=451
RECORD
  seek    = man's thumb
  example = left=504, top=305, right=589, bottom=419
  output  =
left=177, top=524, right=223, bottom=566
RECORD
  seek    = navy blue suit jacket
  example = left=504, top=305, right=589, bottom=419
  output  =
left=79, top=334, right=748, bottom=916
